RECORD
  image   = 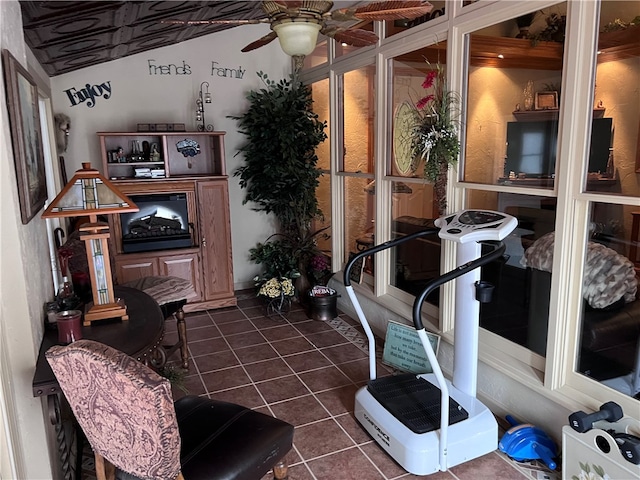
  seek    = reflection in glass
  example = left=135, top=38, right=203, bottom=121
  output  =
left=345, top=177, right=375, bottom=276
left=577, top=202, right=639, bottom=398
left=504, top=120, right=558, bottom=179
left=467, top=190, right=557, bottom=355
left=390, top=43, right=447, bottom=178
left=341, top=67, right=375, bottom=173
left=463, top=5, right=566, bottom=188
left=303, top=40, right=328, bottom=69
left=311, top=77, right=331, bottom=256
left=390, top=181, right=440, bottom=303
left=383, top=1, right=446, bottom=39
left=312, top=78, right=330, bottom=171
left=314, top=172, right=331, bottom=254
left=585, top=0, right=640, bottom=194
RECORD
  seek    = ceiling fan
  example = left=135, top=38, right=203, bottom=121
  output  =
left=165, top=1, right=434, bottom=60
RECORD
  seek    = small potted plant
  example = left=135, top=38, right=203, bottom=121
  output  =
left=250, top=239, right=299, bottom=317
left=306, top=253, right=339, bottom=321
left=255, top=275, right=296, bottom=317
left=308, top=253, right=332, bottom=287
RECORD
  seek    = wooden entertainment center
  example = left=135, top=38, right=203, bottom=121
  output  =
left=99, top=131, right=235, bottom=312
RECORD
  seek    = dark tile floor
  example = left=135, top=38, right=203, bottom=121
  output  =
left=158, top=292, right=560, bottom=480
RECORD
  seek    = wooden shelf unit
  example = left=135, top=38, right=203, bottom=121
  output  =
left=99, top=132, right=235, bottom=313
left=99, top=131, right=227, bottom=180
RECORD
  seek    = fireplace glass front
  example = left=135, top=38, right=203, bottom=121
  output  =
left=120, top=193, right=192, bottom=253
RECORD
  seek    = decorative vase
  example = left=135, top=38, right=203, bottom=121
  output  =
left=523, top=80, right=534, bottom=111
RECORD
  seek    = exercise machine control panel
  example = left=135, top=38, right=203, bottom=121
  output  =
left=435, top=209, right=517, bottom=244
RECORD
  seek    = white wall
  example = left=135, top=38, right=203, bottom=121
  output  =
left=1, top=1, right=58, bottom=478
left=49, top=26, right=292, bottom=288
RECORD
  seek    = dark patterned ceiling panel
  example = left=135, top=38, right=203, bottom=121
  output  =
left=20, top=1, right=266, bottom=76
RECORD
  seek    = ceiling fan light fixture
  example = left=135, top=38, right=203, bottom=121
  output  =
left=273, top=20, right=322, bottom=57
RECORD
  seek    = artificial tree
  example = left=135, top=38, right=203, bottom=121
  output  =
left=232, top=71, right=328, bottom=301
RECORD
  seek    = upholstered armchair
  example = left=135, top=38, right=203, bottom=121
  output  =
left=46, top=340, right=294, bottom=480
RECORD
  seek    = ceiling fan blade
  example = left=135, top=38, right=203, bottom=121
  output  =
left=331, top=1, right=434, bottom=22
left=161, top=18, right=266, bottom=26
left=241, top=31, right=279, bottom=52
left=322, top=27, right=379, bottom=47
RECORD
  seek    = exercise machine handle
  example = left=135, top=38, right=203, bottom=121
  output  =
left=343, top=227, right=439, bottom=287
left=412, top=240, right=506, bottom=331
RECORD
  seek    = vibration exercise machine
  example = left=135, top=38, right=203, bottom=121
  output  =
left=344, top=209, right=517, bottom=475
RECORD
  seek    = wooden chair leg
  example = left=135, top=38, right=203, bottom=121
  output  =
left=273, top=460, right=288, bottom=479
left=175, top=307, right=189, bottom=369
left=94, top=452, right=116, bottom=480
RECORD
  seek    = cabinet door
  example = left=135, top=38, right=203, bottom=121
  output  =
left=158, top=252, right=203, bottom=302
left=116, top=258, right=159, bottom=284
left=197, top=180, right=234, bottom=301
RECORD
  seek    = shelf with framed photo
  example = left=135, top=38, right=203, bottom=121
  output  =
left=99, top=131, right=227, bottom=181
left=512, top=107, right=606, bottom=122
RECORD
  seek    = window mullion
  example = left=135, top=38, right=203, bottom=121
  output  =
left=544, top=0, right=600, bottom=390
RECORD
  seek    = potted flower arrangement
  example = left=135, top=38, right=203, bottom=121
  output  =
left=256, top=275, right=296, bottom=317
left=250, top=239, right=300, bottom=316
left=309, top=253, right=332, bottom=286
left=411, top=63, right=461, bottom=215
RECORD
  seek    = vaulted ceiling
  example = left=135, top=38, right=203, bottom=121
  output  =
left=19, top=1, right=266, bottom=77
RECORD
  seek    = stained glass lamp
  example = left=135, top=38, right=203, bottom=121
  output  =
left=42, top=163, right=139, bottom=325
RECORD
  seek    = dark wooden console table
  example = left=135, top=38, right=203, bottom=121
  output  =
left=32, top=285, right=165, bottom=480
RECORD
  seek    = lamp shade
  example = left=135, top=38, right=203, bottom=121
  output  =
left=42, top=162, right=138, bottom=218
left=273, top=21, right=322, bottom=57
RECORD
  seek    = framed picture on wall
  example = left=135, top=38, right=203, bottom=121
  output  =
left=2, top=49, right=47, bottom=224
left=535, top=91, right=558, bottom=110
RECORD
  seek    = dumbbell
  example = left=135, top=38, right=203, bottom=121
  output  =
left=607, top=430, right=640, bottom=465
left=568, top=401, right=623, bottom=433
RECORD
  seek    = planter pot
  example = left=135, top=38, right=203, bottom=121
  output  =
left=308, top=287, right=339, bottom=321
left=263, top=294, right=292, bottom=318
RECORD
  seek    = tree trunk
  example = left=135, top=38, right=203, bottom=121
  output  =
left=434, top=160, right=448, bottom=216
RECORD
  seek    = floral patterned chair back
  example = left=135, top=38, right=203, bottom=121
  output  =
left=46, top=340, right=181, bottom=480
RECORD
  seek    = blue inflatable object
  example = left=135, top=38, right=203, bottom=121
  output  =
left=499, top=415, right=558, bottom=470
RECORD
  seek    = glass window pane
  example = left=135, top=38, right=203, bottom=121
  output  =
left=384, top=2, right=446, bottom=39
left=303, top=40, right=329, bottom=69
left=577, top=201, right=639, bottom=398
left=345, top=176, right=375, bottom=276
left=335, top=22, right=375, bottom=58
left=390, top=43, right=448, bottom=178
left=315, top=172, right=331, bottom=255
left=341, top=67, right=375, bottom=173
left=585, top=0, right=640, bottom=195
left=390, top=181, right=440, bottom=303
left=463, top=5, right=566, bottom=189
left=312, top=78, right=330, bottom=171
left=467, top=189, right=557, bottom=354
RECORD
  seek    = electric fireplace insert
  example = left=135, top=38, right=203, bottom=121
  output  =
left=120, top=193, right=192, bottom=253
